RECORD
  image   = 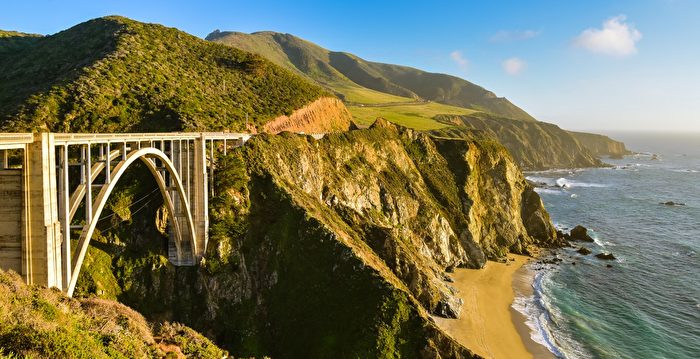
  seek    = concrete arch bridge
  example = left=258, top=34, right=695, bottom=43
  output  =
left=0, top=132, right=255, bottom=296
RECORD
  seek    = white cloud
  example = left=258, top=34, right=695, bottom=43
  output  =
left=450, top=50, right=469, bottom=72
left=574, top=15, right=642, bottom=57
left=502, top=57, right=526, bottom=75
left=490, top=30, right=540, bottom=43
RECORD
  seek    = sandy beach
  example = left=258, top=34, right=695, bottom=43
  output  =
left=432, top=255, right=555, bottom=359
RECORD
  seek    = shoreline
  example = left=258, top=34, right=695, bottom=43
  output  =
left=432, top=255, right=555, bottom=359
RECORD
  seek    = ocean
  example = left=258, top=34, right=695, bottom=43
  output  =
left=516, top=132, right=700, bottom=359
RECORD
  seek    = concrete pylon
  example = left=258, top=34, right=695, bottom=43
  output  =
left=192, top=136, right=208, bottom=259
left=22, top=133, right=62, bottom=290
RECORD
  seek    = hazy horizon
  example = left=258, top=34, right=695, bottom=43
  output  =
left=2, top=0, right=698, bottom=133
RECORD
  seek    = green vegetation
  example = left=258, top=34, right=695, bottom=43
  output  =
left=348, top=100, right=478, bottom=130
left=0, top=270, right=226, bottom=358
left=431, top=112, right=603, bottom=170
left=0, top=30, right=42, bottom=54
left=206, top=30, right=412, bottom=105
left=207, top=30, right=535, bottom=121
left=0, top=16, right=328, bottom=133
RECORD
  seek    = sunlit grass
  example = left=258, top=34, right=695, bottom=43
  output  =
left=348, top=101, right=478, bottom=130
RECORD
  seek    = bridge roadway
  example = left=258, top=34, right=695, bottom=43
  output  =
left=0, top=131, right=322, bottom=296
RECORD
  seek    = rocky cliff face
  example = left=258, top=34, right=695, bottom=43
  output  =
left=261, top=96, right=351, bottom=133
left=76, top=120, right=558, bottom=357
left=433, top=113, right=604, bottom=170
left=569, top=131, right=631, bottom=159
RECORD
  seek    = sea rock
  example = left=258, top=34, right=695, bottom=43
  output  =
left=570, top=225, right=595, bottom=242
left=607, top=264, right=613, bottom=268
left=576, top=247, right=592, bottom=255
left=660, top=201, right=685, bottom=206
left=595, top=253, right=616, bottom=260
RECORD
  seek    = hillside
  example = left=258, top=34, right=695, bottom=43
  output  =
left=207, top=30, right=633, bottom=169
left=0, top=17, right=346, bottom=133
left=0, top=30, right=42, bottom=54
left=0, top=269, right=226, bottom=358
left=569, top=131, right=631, bottom=158
left=206, top=30, right=536, bottom=121
left=432, top=113, right=604, bottom=170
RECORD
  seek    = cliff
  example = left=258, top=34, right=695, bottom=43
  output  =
left=569, top=131, right=631, bottom=159
left=72, top=120, right=559, bottom=357
left=432, top=113, right=604, bottom=170
left=261, top=96, right=351, bottom=133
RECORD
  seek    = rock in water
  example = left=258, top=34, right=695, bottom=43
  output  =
left=570, top=225, right=595, bottom=242
left=660, top=201, right=685, bottom=206
left=577, top=247, right=592, bottom=255
left=595, top=253, right=616, bottom=260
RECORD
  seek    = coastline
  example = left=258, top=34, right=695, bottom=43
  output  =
left=432, top=255, right=555, bottom=359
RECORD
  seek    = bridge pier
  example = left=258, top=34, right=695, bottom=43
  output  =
left=22, top=133, right=63, bottom=290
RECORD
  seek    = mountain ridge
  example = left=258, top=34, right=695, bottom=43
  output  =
left=206, top=30, right=536, bottom=121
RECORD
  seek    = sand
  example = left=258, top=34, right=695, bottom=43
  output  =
left=432, top=255, right=555, bottom=359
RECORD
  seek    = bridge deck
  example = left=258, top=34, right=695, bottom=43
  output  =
left=0, top=132, right=253, bottom=147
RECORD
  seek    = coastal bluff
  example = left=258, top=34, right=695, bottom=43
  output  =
left=73, top=119, right=560, bottom=357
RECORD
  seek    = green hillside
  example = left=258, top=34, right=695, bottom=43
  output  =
left=206, top=30, right=535, bottom=121
left=206, top=30, right=414, bottom=105
left=0, top=30, right=42, bottom=54
left=0, top=17, right=328, bottom=133
left=348, top=100, right=478, bottom=130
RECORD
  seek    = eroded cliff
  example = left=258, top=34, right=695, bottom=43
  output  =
left=261, top=96, right=351, bottom=133
left=569, top=131, right=631, bottom=159
left=433, top=113, right=604, bottom=170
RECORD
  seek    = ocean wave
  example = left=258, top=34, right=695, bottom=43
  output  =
left=512, top=271, right=568, bottom=358
left=670, top=169, right=699, bottom=173
left=534, top=188, right=565, bottom=195
left=556, top=178, right=607, bottom=188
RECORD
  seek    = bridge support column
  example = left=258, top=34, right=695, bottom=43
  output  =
left=192, top=136, right=208, bottom=259
left=22, top=133, right=62, bottom=290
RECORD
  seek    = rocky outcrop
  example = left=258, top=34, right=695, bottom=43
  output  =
left=432, top=113, right=604, bottom=170
left=577, top=247, right=592, bottom=255
left=570, top=225, right=595, bottom=242
left=261, top=96, right=352, bottom=134
left=595, top=253, right=616, bottom=260
left=569, top=131, right=631, bottom=159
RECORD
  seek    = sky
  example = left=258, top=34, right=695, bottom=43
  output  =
left=2, top=0, right=699, bottom=133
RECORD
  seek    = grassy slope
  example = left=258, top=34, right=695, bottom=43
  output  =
left=206, top=30, right=414, bottom=105
left=0, top=269, right=226, bottom=358
left=348, top=101, right=478, bottom=130
left=206, top=30, right=534, bottom=122
left=0, top=17, right=328, bottom=133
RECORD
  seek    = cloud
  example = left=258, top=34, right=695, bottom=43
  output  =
left=573, top=15, right=642, bottom=56
left=502, top=57, right=526, bottom=75
left=490, top=30, right=540, bottom=43
left=450, top=50, right=469, bottom=72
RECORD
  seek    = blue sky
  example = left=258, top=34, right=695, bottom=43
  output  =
left=2, top=0, right=699, bottom=132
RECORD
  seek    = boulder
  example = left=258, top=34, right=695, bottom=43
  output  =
left=660, top=201, right=685, bottom=206
left=570, top=225, right=595, bottom=242
left=576, top=247, right=592, bottom=255
left=595, top=253, right=616, bottom=260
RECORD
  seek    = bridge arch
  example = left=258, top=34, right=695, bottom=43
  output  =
left=66, top=147, right=197, bottom=297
